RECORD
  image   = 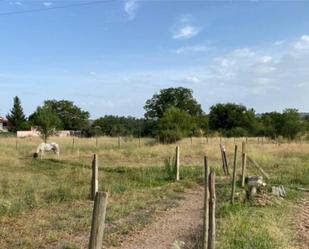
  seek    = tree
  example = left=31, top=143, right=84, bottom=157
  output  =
left=6, top=96, right=28, bottom=132
left=208, top=103, right=257, bottom=136
left=29, top=106, right=61, bottom=142
left=43, top=100, right=89, bottom=130
left=91, top=115, right=145, bottom=137
left=144, top=87, right=203, bottom=120
left=258, top=112, right=283, bottom=138
left=157, top=107, right=194, bottom=143
left=281, top=109, right=303, bottom=139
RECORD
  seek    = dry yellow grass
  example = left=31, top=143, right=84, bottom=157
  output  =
left=0, top=136, right=308, bottom=249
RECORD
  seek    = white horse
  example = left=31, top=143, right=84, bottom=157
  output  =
left=34, top=142, right=60, bottom=158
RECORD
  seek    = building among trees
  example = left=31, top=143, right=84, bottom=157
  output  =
left=0, top=117, right=8, bottom=132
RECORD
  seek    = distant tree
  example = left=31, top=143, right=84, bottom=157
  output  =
left=208, top=103, right=257, bottom=136
left=144, top=87, right=203, bottom=120
left=91, top=115, right=145, bottom=137
left=157, top=107, right=194, bottom=143
left=193, top=114, right=209, bottom=136
left=6, top=96, right=28, bottom=132
left=29, top=106, right=61, bottom=142
left=258, top=112, right=283, bottom=138
left=43, top=100, right=89, bottom=130
left=281, top=109, right=303, bottom=139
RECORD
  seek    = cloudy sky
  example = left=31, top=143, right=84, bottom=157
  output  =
left=1, top=0, right=309, bottom=118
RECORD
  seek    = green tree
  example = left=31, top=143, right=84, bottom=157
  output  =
left=208, top=103, right=257, bottom=136
left=43, top=100, right=89, bottom=130
left=157, top=107, right=194, bottom=143
left=91, top=115, right=145, bottom=137
left=258, top=112, right=283, bottom=138
left=281, top=109, right=303, bottom=139
left=29, top=106, right=61, bottom=142
left=6, top=96, right=28, bottom=132
left=144, top=87, right=203, bottom=120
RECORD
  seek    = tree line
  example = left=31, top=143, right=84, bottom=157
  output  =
left=4, top=87, right=309, bottom=142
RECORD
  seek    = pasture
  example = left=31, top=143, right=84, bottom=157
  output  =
left=0, top=136, right=308, bottom=249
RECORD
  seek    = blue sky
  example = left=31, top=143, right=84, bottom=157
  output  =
left=1, top=0, right=309, bottom=118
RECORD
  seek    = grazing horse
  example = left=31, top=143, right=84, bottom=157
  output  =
left=34, top=142, right=60, bottom=158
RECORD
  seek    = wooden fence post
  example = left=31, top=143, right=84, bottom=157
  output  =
left=208, top=172, right=216, bottom=249
left=203, top=156, right=209, bottom=249
left=91, top=154, right=99, bottom=200
left=220, top=145, right=227, bottom=176
left=231, top=145, right=238, bottom=204
left=96, top=137, right=98, bottom=148
left=15, top=138, right=18, bottom=151
left=220, top=145, right=229, bottom=175
left=241, top=141, right=246, bottom=187
left=118, top=136, right=121, bottom=149
left=175, top=146, right=180, bottom=181
left=88, top=192, right=108, bottom=249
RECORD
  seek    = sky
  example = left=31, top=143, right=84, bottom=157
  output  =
left=1, top=0, right=309, bottom=118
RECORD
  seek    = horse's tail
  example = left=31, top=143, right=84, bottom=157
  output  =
left=53, top=143, right=60, bottom=155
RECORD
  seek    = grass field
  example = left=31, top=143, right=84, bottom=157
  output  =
left=0, top=136, right=308, bottom=249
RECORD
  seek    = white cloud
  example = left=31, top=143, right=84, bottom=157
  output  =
left=10, top=1, right=23, bottom=6
left=43, top=2, right=53, bottom=7
left=89, top=71, right=97, bottom=76
left=260, top=56, right=272, bottom=63
left=174, top=44, right=210, bottom=55
left=173, top=25, right=200, bottom=40
left=124, top=0, right=139, bottom=20
left=293, top=35, right=309, bottom=50
left=274, top=40, right=286, bottom=46
left=231, top=48, right=255, bottom=58
left=186, top=75, right=200, bottom=83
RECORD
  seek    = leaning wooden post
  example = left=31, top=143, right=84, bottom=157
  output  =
left=175, top=146, right=180, bottom=181
left=208, top=172, right=216, bottom=249
left=91, top=154, right=99, bottom=200
left=88, top=192, right=108, bottom=249
left=231, top=145, right=238, bottom=204
left=222, top=145, right=229, bottom=175
left=241, top=141, right=246, bottom=188
left=220, top=145, right=227, bottom=176
left=203, top=156, right=209, bottom=249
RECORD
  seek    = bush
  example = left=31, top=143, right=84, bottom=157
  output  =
left=157, top=107, right=194, bottom=143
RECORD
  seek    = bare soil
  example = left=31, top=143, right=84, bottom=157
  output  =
left=296, top=194, right=309, bottom=249
left=108, top=187, right=204, bottom=249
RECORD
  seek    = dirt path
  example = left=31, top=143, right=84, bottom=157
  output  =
left=296, top=194, right=309, bottom=248
left=109, top=187, right=204, bottom=249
